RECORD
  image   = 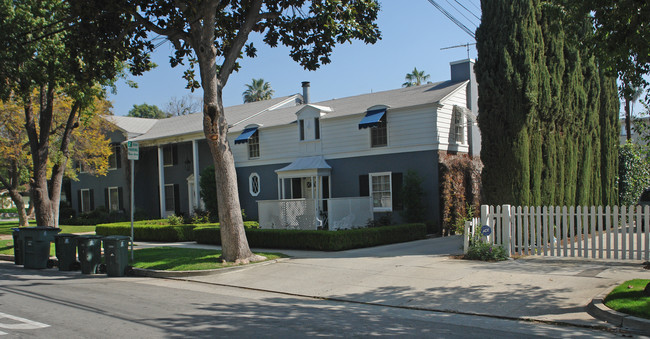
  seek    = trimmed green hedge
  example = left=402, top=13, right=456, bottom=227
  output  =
left=96, top=224, right=196, bottom=242
left=194, top=224, right=427, bottom=251
left=95, top=221, right=260, bottom=242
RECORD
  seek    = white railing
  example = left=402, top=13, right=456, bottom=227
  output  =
left=258, top=197, right=373, bottom=231
left=327, top=197, right=373, bottom=230
left=258, top=199, right=318, bottom=230
left=464, top=205, right=650, bottom=261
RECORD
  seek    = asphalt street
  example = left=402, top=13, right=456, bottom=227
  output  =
left=0, top=263, right=633, bottom=338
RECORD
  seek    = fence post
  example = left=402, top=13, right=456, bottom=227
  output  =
left=502, top=204, right=512, bottom=257
left=464, top=221, right=471, bottom=253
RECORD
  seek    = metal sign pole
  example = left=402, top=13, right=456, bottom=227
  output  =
left=130, top=159, right=134, bottom=261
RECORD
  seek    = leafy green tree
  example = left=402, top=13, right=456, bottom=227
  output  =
left=0, top=0, right=147, bottom=227
left=243, top=78, right=274, bottom=103
left=76, top=0, right=381, bottom=263
left=618, top=142, right=650, bottom=205
left=402, top=67, right=430, bottom=87
left=559, top=1, right=650, bottom=96
left=127, top=103, right=170, bottom=119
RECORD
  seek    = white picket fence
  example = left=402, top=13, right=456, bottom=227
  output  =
left=464, top=205, right=650, bottom=261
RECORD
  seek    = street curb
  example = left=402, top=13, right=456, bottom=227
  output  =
left=587, top=287, right=650, bottom=334
left=130, top=257, right=289, bottom=278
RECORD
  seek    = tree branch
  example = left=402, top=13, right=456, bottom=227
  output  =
left=133, top=13, right=190, bottom=45
left=218, top=0, right=264, bottom=85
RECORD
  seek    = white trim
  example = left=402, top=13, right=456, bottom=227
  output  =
left=249, top=173, right=260, bottom=197
left=157, top=146, right=166, bottom=217
left=369, top=172, right=392, bottom=212
left=108, top=186, right=119, bottom=211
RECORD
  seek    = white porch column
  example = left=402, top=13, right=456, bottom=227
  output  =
left=158, top=146, right=166, bottom=217
left=277, top=178, right=282, bottom=200
left=192, top=140, right=200, bottom=210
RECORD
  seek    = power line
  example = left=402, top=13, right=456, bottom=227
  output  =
left=465, top=0, right=481, bottom=13
left=444, top=0, right=479, bottom=28
left=453, top=0, right=481, bottom=21
left=426, top=0, right=476, bottom=39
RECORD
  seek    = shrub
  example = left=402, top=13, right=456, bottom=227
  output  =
left=618, top=142, right=650, bottom=205
left=96, top=223, right=196, bottom=242
left=401, top=170, right=425, bottom=222
left=195, top=223, right=426, bottom=251
left=167, top=214, right=184, bottom=225
left=199, top=165, right=219, bottom=220
left=464, top=238, right=508, bottom=261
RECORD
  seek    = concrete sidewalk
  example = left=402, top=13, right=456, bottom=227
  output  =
left=141, top=236, right=650, bottom=332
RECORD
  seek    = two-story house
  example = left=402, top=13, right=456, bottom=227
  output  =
left=70, top=59, right=480, bottom=229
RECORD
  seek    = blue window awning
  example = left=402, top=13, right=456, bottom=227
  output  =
left=234, top=127, right=258, bottom=144
left=358, top=109, right=386, bottom=129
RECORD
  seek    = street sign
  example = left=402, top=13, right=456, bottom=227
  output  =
left=127, top=141, right=139, bottom=160
left=481, top=225, right=492, bottom=236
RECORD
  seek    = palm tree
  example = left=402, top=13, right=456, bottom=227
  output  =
left=243, top=78, right=274, bottom=103
left=624, top=85, right=643, bottom=141
left=402, top=67, right=430, bottom=87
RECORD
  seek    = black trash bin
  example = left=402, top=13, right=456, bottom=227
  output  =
left=22, top=227, right=61, bottom=269
left=54, top=234, right=78, bottom=271
left=102, top=236, right=131, bottom=277
left=77, top=235, right=103, bottom=274
left=11, top=228, right=24, bottom=265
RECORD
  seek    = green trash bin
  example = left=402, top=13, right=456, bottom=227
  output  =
left=11, top=228, right=24, bottom=265
left=102, top=236, right=131, bottom=277
left=54, top=234, right=78, bottom=271
left=77, top=235, right=103, bottom=274
left=22, top=227, right=61, bottom=269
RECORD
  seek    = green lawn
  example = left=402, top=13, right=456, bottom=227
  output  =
left=0, top=222, right=95, bottom=235
left=131, top=247, right=286, bottom=271
left=0, top=239, right=56, bottom=256
left=604, top=279, right=650, bottom=320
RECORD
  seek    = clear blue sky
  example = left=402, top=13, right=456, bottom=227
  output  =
left=107, top=1, right=482, bottom=115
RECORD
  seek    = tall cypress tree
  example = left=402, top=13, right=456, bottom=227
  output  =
left=476, top=0, right=546, bottom=205
left=476, top=0, right=619, bottom=207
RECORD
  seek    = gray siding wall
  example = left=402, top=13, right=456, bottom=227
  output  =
left=235, top=150, right=440, bottom=223
left=70, top=130, right=128, bottom=216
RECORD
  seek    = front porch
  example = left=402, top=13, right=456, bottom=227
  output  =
left=258, top=197, right=373, bottom=230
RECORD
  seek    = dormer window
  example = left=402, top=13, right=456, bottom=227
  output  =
left=234, top=126, right=261, bottom=159
left=248, top=130, right=260, bottom=159
left=314, top=118, right=320, bottom=140
left=359, top=107, right=388, bottom=148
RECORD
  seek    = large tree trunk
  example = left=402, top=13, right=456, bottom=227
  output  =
left=196, top=44, right=264, bottom=264
left=0, top=163, right=29, bottom=227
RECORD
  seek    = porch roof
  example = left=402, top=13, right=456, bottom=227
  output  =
left=275, top=156, right=331, bottom=177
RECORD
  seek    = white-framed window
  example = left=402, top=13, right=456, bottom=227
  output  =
left=80, top=189, right=91, bottom=213
left=299, top=119, right=305, bottom=141
left=108, top=187, right=120, bottom=211
left=370, top=114, right=388, bottom=147
left=108, top=144, right=120, bottom=170
left=452, top=106, right=465, bottom=144
left=249, top=173, right=260, bottom=196
left=163, top=145, right=175, bottom=167
left=77, top=162, right=88, bottom=173
left=369, top=172, right=392, bottom=212
left=248, top=130, right=260, bottom=159
left=165, top=184, right=175, bottom=211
